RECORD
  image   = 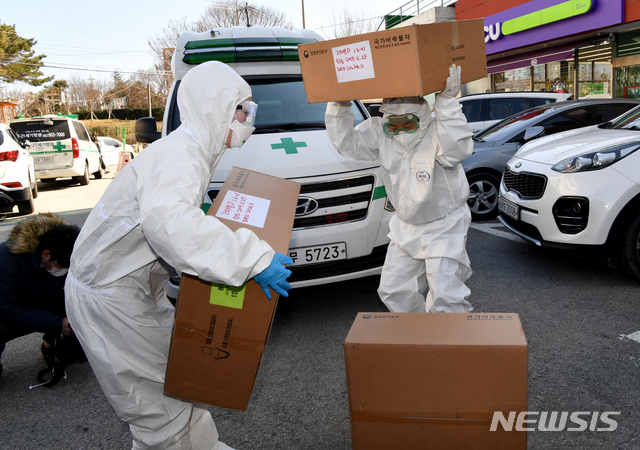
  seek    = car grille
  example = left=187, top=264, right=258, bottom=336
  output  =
left=503, top=166, right=547, bottom=199
left=207, top=174, right=376, bottom=229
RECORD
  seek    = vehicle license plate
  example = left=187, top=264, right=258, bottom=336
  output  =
left=36, top=157, right=54, bottom=163
left=288, top=243, right=347, bottom=266
left=499, top=196, right=520, bottom=221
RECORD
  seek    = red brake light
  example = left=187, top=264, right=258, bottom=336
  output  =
left=72, top=137, right=79, bottom=158
left=0, top=150, right=19, bottom=162
left=2, top=182, right=23, bottom=188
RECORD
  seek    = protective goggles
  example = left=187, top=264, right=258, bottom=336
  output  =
left=234, top=100, right=258, bottom=125
left=382, top=114, right=420, bottom=136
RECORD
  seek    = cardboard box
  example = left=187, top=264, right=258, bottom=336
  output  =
left=344, top=313, right=528, bottom=449
left=164, top=167, right=300, bottom=410
left=299, top=20, right=487, bottom=103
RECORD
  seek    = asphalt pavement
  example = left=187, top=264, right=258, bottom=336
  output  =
left=1, top=174, right=639, bottom=449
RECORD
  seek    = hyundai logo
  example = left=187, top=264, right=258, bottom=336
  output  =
left=515, top=162, right=522, bottom=168
left=296, top=197, right=319, bottom=216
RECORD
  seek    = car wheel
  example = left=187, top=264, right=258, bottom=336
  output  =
left=74, top=162, right=90, bottom=186
left=17, top=188, right=35, bottom=216
left=614, top=212, right=640, bottom=282
left=466, top=171, right=501, bottom=221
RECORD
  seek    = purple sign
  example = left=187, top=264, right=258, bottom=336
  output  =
left=484, top=0, right=624, bottom=55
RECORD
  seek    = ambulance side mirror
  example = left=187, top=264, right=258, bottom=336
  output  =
left=135, top=117, right=161, bottom=143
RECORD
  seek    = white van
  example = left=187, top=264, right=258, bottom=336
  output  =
left=10, top=115, right=103, bottom=185
left=135, top=26, right=393, bottom=298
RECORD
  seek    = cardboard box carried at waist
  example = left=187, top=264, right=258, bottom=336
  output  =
left=164, top=167, right=300, bottom=411
left=344, top=312, right=528, bottom=449
left=299, top=20, right=487, bottom=103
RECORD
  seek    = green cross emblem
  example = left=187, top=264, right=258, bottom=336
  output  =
left=271, top=138, right=307, bottom=155
left=52, top=141, right=66, bottom=152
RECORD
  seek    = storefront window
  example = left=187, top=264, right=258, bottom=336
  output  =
left=614, top=65, right=640, bottom=98
left=576, top=62, right=611, bottom=98
left=491, top=58, right=611, bottom=97
left=493, top=67, right=531, bottom=91
left=533, top=65, right=546, bottom=91
left=547, top=61, right=572, bottom=94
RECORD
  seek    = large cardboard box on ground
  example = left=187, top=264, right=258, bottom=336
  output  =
left=164, top=167, right=300, bottom=411
left=344, top=313, right=528, bottom=449
left=298, top=20, right=487, bottom=103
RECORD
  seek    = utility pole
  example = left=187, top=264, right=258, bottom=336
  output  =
left=148, top=83, right=152, bottom=117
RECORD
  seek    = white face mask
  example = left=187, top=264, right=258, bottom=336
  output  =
left=228, top=119, right=255, bottom=148
left=47, top=265, right=69, bottom=277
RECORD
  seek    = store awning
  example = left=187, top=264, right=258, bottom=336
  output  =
left=487, top=46, right=576, bottom=74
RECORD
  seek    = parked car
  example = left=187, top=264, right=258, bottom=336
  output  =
left=97, top=136, right=135, bottom=166
left=459, top=91, right=573, bottom=134
left=498, top=105, right=640, bottom=282
left=463, top=99, right=640, bottom=220
left=0, top=123, right=37, bottom=216
left=134, top=26, right=394, bottom=301
left=9, top=115, right=103, bottom=185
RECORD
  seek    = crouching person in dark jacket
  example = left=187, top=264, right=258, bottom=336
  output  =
left=0, top=213, right=80, bottom=378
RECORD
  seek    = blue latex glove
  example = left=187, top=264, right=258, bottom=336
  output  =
left=254, top=253, right=294, bottom=300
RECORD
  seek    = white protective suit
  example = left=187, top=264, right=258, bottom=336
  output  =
left=65, top=61, right=275, bottom=450
left=325, top=79, right=474, bottom=313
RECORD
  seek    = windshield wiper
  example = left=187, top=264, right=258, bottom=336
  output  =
left=472, top=135, right=485, bottom=143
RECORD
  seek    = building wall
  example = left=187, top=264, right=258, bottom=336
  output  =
left=627, top=0, right=640, bottom=22
left=455, top=0, right=529, bottom=20
left=457, top=0, right=640, bottom=24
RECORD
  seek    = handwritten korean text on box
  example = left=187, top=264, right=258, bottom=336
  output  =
left=332, top=40, right=375, bottom=83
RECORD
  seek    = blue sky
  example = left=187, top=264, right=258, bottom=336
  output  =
left=2, top=0, right=400, bottom=91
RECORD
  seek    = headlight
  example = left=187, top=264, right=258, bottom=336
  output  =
left=552, top=143, right=640, bottom=173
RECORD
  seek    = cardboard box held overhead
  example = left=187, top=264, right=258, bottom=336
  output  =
left=344, top=313, right=528, bottom=450
left=299, top=20, right=487, bottom=103
left=164, top=167, right=300, bottom=411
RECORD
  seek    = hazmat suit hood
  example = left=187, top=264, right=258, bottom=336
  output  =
left=176, top=60, right=252, bottom=166
left=379, top=97, right=432, bottom=149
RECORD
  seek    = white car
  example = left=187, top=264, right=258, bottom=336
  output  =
left=0, top=123, right=37, bottom=216
left=10, top=115, right=103, bottom=185
left=498, top=106, right=640, bottom=281
left=459, top=91, right=573, bottom=134
left=97, top=136, right=135, bottom=167
left=135, top=26, right=394, bottom=300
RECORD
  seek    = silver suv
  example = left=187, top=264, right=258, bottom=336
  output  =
left=459, top=91, right=573, bottom=133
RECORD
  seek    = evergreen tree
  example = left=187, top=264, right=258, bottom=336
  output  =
left=0, top=23, right=53, bottom=86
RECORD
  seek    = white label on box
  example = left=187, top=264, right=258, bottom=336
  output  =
left=215, top=190, right=270, bottom=228
left=332, top=40, right=375, bottom=83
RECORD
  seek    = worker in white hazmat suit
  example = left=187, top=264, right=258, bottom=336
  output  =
left=325, top=64, right=473, bottom=313
left=64, top=60, right=293, bottom=450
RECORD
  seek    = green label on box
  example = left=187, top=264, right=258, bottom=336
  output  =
left=210, top=282, right=246, bottom=309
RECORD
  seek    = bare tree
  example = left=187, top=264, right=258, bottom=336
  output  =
left=322, top=7, right=381, bottom=39
left=127, top=70, right=166, bottom=110
left=148, top=0, right=293, bottom=88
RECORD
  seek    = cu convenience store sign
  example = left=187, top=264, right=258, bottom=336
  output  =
left=483, top=0, right=624, bottom=55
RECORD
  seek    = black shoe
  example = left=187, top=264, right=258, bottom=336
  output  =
left=41, top=342, right=55, bottom=359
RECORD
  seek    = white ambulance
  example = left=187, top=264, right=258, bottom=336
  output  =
left=10, top=115, right=103, bottom=185
left=135, top=26, right=393, bottom=297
